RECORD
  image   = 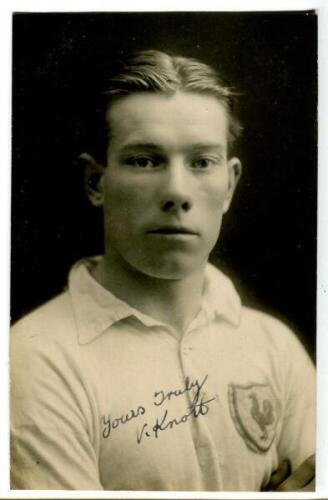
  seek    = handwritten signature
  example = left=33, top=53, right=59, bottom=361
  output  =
left=102, top=374, right=214, bottom=443
left=137, top=390, right=215, bottom=444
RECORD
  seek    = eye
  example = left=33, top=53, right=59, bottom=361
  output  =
left=191, top=157, right=220, bottom=169
left=126, top=155, right=162, bottom=169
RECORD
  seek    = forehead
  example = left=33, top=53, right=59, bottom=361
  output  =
left=106, top=91, right=229, bottom=152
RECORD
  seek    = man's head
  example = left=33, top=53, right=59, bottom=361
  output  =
left=82, top=50, right=242, bottom=280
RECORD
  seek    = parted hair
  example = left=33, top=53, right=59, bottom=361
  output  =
left=85, top=50, right=242, bottom=163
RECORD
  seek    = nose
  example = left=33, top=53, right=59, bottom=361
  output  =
left=160, top=162, right=193, bottom=213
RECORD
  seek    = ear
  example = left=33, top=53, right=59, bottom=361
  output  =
left=223, top=157, right=242, bottom=214
left=79, top=152, right=106, bottom=207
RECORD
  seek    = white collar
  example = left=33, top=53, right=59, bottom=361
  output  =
left=68, top=256, right=242, bottom=345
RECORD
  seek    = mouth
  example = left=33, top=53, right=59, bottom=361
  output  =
left=147, top=226, right=198, bottom=236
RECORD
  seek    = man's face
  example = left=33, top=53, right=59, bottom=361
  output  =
left=95, top=91, right=241, bottom=279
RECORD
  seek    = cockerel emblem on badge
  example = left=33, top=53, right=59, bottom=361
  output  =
left=228, top=382, right=281, bottom=453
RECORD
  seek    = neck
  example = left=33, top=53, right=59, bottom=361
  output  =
left=93, top=253, right=206, bottom=335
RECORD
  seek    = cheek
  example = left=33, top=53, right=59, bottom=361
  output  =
left=201, top=177, right=229, bottom=210
left=103, top=177, right=153, bottom=226
left=198, top=179, right=230, bottom=240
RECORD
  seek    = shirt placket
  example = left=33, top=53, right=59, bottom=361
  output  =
left=176, top=324, right=223, bottom=490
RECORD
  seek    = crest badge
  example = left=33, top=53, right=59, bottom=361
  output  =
left=228, top=382, right=280, bottom=453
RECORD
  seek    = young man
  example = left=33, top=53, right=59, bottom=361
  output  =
left=11, top=50, right=315, bottom=491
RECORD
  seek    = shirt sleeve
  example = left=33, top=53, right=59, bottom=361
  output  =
left=277, top=328, right=316, bottom=471
left=10, top=322, right=103, bottom=490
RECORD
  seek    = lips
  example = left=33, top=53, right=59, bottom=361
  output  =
left=147, top=226, right=198, bottom=235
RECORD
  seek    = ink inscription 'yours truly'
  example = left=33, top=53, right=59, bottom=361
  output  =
left=102, top=374, right=213, bottom=442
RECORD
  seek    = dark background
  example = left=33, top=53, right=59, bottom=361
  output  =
left=11, top=12, right=317, bottom=358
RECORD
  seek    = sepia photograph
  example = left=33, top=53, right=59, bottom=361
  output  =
left=9, top=10, right=317, bottom=493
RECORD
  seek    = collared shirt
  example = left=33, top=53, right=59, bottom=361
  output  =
left=10, top=257, right=315, bottom=491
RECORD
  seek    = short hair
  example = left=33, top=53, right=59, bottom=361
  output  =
left=85, top=50, right=242, bottom=163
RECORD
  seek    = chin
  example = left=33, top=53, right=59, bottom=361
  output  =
left=133, top=256, right=207, bottom=281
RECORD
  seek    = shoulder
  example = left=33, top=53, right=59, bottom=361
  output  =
left=239, top=306, right=307, bottom=355
left=207, top=263, right=306, bottom=356
left=10, top=291, right=86, bottom=409
left=11, top=291, right=78, bottom=361
left=240, top=306, right=294, bottom=340
left=236, top=306, right=315, bottom=390
left=12, top=291, right=72, bottom=332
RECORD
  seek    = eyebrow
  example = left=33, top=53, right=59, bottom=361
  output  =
left=188, top=143, right=226, bottom=154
